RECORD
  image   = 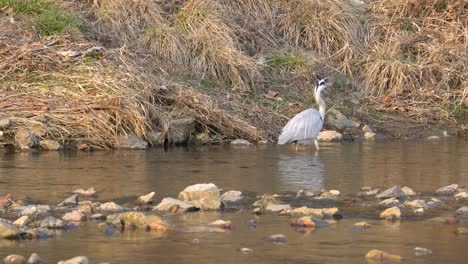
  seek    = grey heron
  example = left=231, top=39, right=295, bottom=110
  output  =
left=277, top=77, right=332, bottom=151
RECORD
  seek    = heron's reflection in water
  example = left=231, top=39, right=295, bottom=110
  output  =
left=277, top=152, right=324, bottom=192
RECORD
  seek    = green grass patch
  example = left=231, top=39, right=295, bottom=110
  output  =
left=0, top=0, right=49, bottom=14
left=266, top=53, right=309, bottom=69
left=34, top=8, right=75, bottom=36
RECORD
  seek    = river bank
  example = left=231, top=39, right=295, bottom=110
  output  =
left=0, top=0, right=466, bottom=151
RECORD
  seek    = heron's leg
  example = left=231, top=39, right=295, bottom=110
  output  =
left=314, top=139, right=320, bottom=151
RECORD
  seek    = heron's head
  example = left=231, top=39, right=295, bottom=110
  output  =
left=315, top=77, right=332, bottom=94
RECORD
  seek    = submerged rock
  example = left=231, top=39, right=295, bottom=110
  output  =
left=39, top=139, right=61, bottom=150
left=253, top=194, right=281, bottom=208
left=138, top=192, right=156, bottom=204
left=57, top=256, right=89, bottom=264
left=376, top=186, right=406, bottom=199
left=317, top=130, right=343, bottom=142
left=116, top=212, right=168, bottom=231
left=365, top=249, right=402, bottom=261
left=379, top=207, right=401, bottom=220
left=435, top=184, right=458, bottom=196
left=268, top=234, right=287, bottom=244
left=455, top=227, right=468, bottom=235
left=230, top=139, right=252, bottom=145
left=114, top=134, right=148, bottom=149
left=153, top=197, right=199, bottom=213
left=353, top=222, right=371, bottom=229
left=177, top=183, right=221, bottom=210
left=292, top=216, right=329, bottom=228
left=240, top=248, right=253, bottom=254
left=208, top=220, right=232, bottom=229
left=426, top=198, right=443, bottom=208
left=15, top=130, right=39, bottom=150
left=3, top=255, right=26, bottom=264
left=0, top=220, right=19, bottom=239
left=265, top=203, right=291, bottom=213
left=221, top=190, right=243, bottom=203
left=414, top=247, right=432, bottom=256
left=414, top=208, right=425, bottom=215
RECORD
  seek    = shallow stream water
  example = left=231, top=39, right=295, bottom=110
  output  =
left=0, top=138, right=467, bottom=263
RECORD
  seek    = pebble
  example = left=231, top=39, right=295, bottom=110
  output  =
left=379, top=198, right=401, bottom=208
left=296, top=189, right=315, bottom=197
left=414, top=247, right=432, bottom=256
left=240, top=248, right=253, bottom=254
left=426, top=198, right=443, bottom=208
left=353, top=222, right=371, bottom=229
left=27, top=253, right=43, bottom=264
left=414, top=208, right=424, bottom=215
left=59, top=194, right=79, bottom=206
left=221, top=190, right=244, bottom=203
left=365, top=249, right=402, bottom=261
left=40, top=216, right=65, bottom=229
left=401, top=186, right=416, bottom=196
left=62, top=210, right=85, bottom=222
left=3, top=255, right=26, bottom=264
left=73, top=187, right=97, bottom=197
left=404, top=199, right=427, bottom=209
left=454, top=192, right=468, bottom=200
left=230, top=139, right=253, bottom=145
left=13, top=215, right=29, bottom=227
left=208, top=220, right=232, bottom=229
left=99, top=202, right=124, bottom=212
left=455, top=206, right=468, bottom=215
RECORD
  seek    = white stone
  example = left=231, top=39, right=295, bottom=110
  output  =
left=138, top=192, right=156, bottom=204
left=317, top=130, right=343, bottom=142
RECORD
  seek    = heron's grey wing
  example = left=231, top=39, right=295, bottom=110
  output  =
left=278, top=108, right=323, bottom=144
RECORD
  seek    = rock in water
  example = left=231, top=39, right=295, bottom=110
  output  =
left=268, top=234, right=287, bottom=244
left=379, top=207, right=401, bottom=220
left=99, top=202, right=124, bottom=212
left=13, top=215, right=29, bottom=227
left=208, top=220, right=232, bottom=229
left=353, top=222, right=371, bottom=229
left=435, top=184, right=458, bottom=195
left=0, top=220, right=19, bottom=239
left=414, top=247, right=432, bottom=256
left=27, top=253, right=43, bottom=264
left=317, top=130, right=343, bottom=142
left=138, top=192, right=156, bottom=204
left=3, top=255, right=26, bottom=264
left=39, top=139, right=62, bottom=150
left=15, top=130, right=39, bottom=150
left=114, top=134, right=148, bottom=149
left=376, top=186, right=406, bottom=199
left=365, top=249, right=402, bottom=261
left=62, top=210, right=85, bottom=222
left=59, top=194, right=78, bottom=206
left=221, top=190, right=244, bottom=203
left=379, top=198, right=401, bottom=208
left=230, top=139, right=252, bottom=145
left=73, top=187, right=97, bottom=197
left=116, top=212, right=168, bottom=231
left=153, top=197, right=199, bottom=213
left=178, top=183, right=221, bottom=210
left=404, top=199, right=427, bottom=209
left=265, top=203, right=291, bottom=213
left=455, top=192, right=468, bottom=200
left=456, top=206, right=468, bottom=215
left=57, top=256, right=89, bottom=264
left=455, top=227, right=468, bottom=235
left=40, top=216, right=65, bottom=229
left=364, top=132, right=376, bottom=140
left=402, top=186, right=416, bottom=196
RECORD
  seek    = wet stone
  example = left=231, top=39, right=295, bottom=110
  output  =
left=427, top=198, right=443, bottom=208
left=455, top=192, right=468, bottom=199
left=39, top=139, right=61, bottom=150
left=15, top=130, right=39, bottom=150
left=153, top=197, right=199, bottom=213
left=13, top=215, right=29, bottom=227
left=435, top=184, right=458, bottom=196
left=138, top=192, right=156, bottom=204
left=208, top=220, right=232, bottom=229
left=376, top=185, right=406, bottom=199
left=379, top=207, right=401, bottom=220
left=178, top=183, right=221, bottom=210
left=268, top=234, right=287, bottom=244
left=73, top=187, right=97, bottom=197
left=455, top=227, right=468, bottom=235
left=40, top=216, right=65, bottom=229
left=114, top=134, right=148, bottom=149
left=57, top=256, right=89, bottom=264
left=230, top=139, right=252, bottom=145
left=265, top=203, right=291, bottom=213
left=0, top=220, right=19, bottom=239
left=414, top=208, right=424, bottom=215
left=353, top=222, right=371, bottom=229
left=317, top=130, right=343, bottom=142
left=27, top=253, right=44, bottom=264
left=379, top=198, right=401, bottom=208
left=365, top=249, right=402, bottom=261
left=402, top=186, right=416, bottom=196
left=99, top=202, right=124, bottom=212
left=455, top=206, right=468, bottom=215
left=358, top=188, right=379, bottom=197
left=404, top=199, right=427, bottom=209
left=296, top=189, right=315, bottom=197
left=240, top=248, right=253, bottom=254
left=3, top=255, right=26, bottom=264
left=62, top=210, right=85, bottom=222
left=59, top=194, right=78, bottom=206
left=19, top=205, right=50, bottom=216
left=221, top=190, right=243, bottom=203
left=90, top=213, right=106, bottom=221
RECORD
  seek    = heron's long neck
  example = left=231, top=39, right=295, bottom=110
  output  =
left=315, top=90, right=326, bottom=121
